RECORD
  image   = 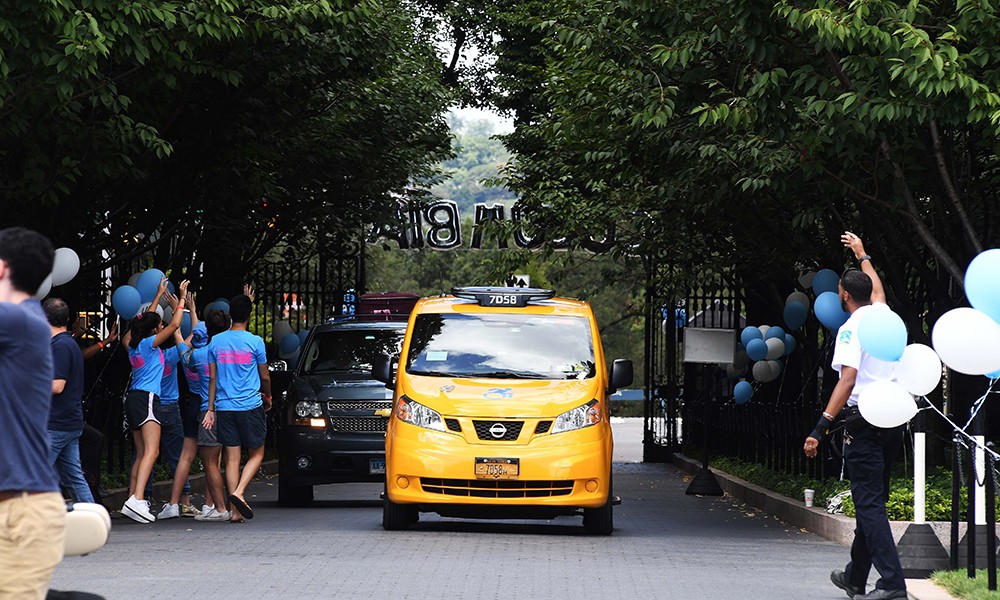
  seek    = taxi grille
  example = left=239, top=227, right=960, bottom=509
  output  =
left=329, top=416, right=388, bottom=433
left=534, top=421, right=552, bottom=434
left=473, top=421, right=524, bottom=441
left=445, top=419, right=462, bottom=432
left=420, top=478, right=574, bottom=498
left=327, top=400, right=392, bottom=412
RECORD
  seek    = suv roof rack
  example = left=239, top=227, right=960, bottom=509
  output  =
left=451, top=286, right=556, bottom=308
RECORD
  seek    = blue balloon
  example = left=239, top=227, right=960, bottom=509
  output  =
left=987, top=369, right=1000, bottom=380
left=166, top=281, right=176, bottom=295
left=812, top=268, right=840, bottom=296
left=279, top=332, right=300, bottom=356
left=135, top=269, right=165, bottom=303
left=783, top=333, right=796, bottom=355
left=746, top=338, right=768, bottom=361
left=297, top=329, right=310, bottom=345
left=180, top=312, right=192, bottom=339
left=783, top=302, right=808, bottom=330
left=858, top=308, right=907, bottom=362
left=112, top=285, right=142, bottom=318
left=741, top=326, right=763, bottom=347
left=734, top=381, right=753, bottom=405
left=965, top=249, right=1000, bottom=324
left=814, top=291, right=849, bottom=330
left=764, top=326, right=785, bottom=340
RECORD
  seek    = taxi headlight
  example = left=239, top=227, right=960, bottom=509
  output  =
left=396, top=396, right=446, bottom=432
left=551, top=400, right=601, bottom=434
left=295, top=401, right=323, bottom=418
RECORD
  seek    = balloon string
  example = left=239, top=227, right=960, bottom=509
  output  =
left=922, top=398, right=1000, bottom=464
left=960, top=377, right=1000, bottom=430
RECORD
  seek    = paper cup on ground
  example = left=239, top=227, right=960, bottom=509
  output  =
left=804, top=489, right=815, bottom=507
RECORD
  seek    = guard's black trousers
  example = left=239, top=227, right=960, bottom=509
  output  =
left=843, top=411, right=907, bottom=592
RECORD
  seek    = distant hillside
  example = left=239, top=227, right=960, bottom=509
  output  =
left=432, top=115, right=516, bottom=213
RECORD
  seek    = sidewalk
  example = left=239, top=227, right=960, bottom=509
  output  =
left=673, top=454, right=960, bottom=600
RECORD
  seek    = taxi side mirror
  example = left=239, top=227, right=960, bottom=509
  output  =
left=608, top=359, right=633, bottom=395
left=372, top=354, right=393, bottom=388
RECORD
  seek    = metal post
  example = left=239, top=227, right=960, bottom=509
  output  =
left=987, top=444, right=997, bottom=591
left=914, top=408, right=927, bottom=524
left=969, top=437, right=978, bottom=579
left=952, top=436, right=961, bottom=570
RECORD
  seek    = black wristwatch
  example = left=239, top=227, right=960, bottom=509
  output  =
left=858, top=254, right=871, bottom=263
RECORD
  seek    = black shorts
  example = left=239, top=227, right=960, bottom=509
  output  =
left=216, top=405, right=266, bottom=449
left=181, top=394, right=202, bottom=438
left=197, top=411, right=221, bottom=447
left=124, top=390, right=160, bottom=430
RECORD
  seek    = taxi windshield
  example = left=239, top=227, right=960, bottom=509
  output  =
left=302, top=329, right=404, bottom=374
left=404, top=313, right=596, bottom=380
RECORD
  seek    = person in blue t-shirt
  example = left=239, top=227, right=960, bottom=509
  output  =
left=121, top=278, right=189, bottom=524
left=43, top=298, right=94, bottom=504
left=188, top=313, right=233, bottom=522
left=203, top=288, right=271, bottom=522
left=0, top=227, right=65, bottom=598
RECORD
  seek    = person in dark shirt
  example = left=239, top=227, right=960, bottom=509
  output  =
left=0, top=227, right=65, bottom=599
left=44, top=298, right=95, bottom=504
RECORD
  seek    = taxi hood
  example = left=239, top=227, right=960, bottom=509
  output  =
left=400, top=375, right=603, bottom=418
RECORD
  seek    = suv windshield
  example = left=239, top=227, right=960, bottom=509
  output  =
left=405, top=313, right=595, bottom=380
left=302, top=329, right=404, bottom=374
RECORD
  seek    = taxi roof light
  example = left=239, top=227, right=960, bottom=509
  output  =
left=451, top=286, right=556, bottom=308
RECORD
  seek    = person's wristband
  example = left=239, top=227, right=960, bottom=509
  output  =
left=810, top=415, right=834, bottom=442
left=97, top=341, right=105, bottom=350
left=858, top=254, right=871, bottom=263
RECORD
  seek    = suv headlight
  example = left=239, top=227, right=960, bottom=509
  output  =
left=396, top=396, right=446, bottom=432
left=551, top=400, right=601, bottom=434
left=295, top=401, right=323, bottom=418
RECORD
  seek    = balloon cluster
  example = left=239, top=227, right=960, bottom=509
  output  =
left=34, top=247, right=81, bottom=299
left=273, top=320, right=310, bottom=368
left=111, top=268, right=191, bottom=336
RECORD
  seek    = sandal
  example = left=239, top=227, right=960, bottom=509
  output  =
left=229, top=494, right=254, bottom=520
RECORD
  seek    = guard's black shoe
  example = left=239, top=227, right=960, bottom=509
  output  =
left=854, top=588, right=908, bottom=600
left=830, top=570, right=864, bottom=598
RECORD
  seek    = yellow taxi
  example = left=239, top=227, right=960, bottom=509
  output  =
left=372, top=287, right=632, bottom=534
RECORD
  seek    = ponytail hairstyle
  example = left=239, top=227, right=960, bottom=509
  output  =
left=206, top=310, right=231, bottom=338
left=129, top=312, right=162, bottom=349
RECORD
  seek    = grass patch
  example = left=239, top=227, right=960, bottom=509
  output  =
left=610, top=400, right=643, bottom=417
left=933, top=570, right=1000, bottom=599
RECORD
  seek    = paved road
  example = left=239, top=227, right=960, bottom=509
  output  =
left=51, top=419, right=852, bottom=599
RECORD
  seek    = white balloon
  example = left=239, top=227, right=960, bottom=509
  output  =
left=798, top=271, right=816, bottom=289
left=786, top=291, right=810, bottom=308
left=751, top=360, right=772, bottom=382
left=162, top=306, right=174, bottom=324
left=766, top=360, right=783, bottom=380
left=858, top=380, right=918, bottom=428
left=894, top=344, right=942, bottom=396
left=931, top=308, right=1000, bottom=375
left=34, top=274, right=53, bottom=300
left=764, top=338, right=785, bottom=360
left=51, top=247, right=80, bottom=286
left=138, top=302, right=164, bottom=319
left=758, top=325, right=771, bottom=336
left=128, top=272, right=141, bottom=287
left=272, top=320, right=294, bottom=344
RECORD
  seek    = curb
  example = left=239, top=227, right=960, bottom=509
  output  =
left=672, top=454, right=960, bottom=600
left=101, top=459, right=279, bottom=510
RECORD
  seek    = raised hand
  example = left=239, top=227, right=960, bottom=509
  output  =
left=841, top=231, right=867, bottom=259
left=244, top=283, right=255, bottom=302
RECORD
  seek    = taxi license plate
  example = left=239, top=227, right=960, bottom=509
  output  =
left=475, top=457, right=519, bottom=480
left=369, top=458, right=386, bottom=475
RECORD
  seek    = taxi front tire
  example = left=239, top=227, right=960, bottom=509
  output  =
left=582, top=477, right=613, bottom=535
left=382, top=485, right=418, bottom=530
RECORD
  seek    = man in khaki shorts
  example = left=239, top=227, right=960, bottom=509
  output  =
left=0, top=227, right=66, bottom=599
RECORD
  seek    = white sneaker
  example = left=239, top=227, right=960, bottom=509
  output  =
left=194, top=508, right=232, bottom=522
left=122, top=495, right=156, bottom=523
left=200, top=504, right=214, bottom=517
left=158, top=503, right=180, bottom=520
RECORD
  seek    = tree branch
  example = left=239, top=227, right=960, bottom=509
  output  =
left=928, top=119, right=982, bottom=254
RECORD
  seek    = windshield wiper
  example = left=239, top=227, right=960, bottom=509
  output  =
left=453, top=370, right=548, bottom=380
left=405, top=368, right=450, bottom=377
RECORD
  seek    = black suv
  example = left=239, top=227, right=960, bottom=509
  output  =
left=276, top=294, right=416, bottom=506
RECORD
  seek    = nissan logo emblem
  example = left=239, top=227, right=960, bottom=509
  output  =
left=489, top=423, right=507, bottom=438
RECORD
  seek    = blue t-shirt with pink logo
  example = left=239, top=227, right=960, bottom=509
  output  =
left=183, top=346, right=212, bottom=410
left=159, top=343, right=188, bottom=404
left=209, top=329, right=266, bottom=411
left=129, top=336, right=165, bottom=395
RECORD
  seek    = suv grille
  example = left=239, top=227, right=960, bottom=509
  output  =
left=327, top=400, right=392, bottom=412
left=473, top=421, right=524, bottom=441
left=420, top=478, right=574, bottom=498
left=330, top=416, right=388, bottom=433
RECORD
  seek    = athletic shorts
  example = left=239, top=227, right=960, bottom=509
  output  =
left=181, top=394, right=202, bottom=438
left=124, top=390, right=160, bottom=430
left=216, top=405, right=266, bottom=449
left=197, top=411, right=221, bottom=448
